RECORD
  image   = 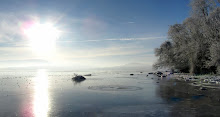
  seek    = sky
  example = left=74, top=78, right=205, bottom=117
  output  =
left=0, top=0, right=190, bottom=69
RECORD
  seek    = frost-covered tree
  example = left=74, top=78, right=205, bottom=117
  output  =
left=167, top=24, right=190, bottom=72
left=206, top=7, right=220, bottom=73
left=154, top=0, right=220, bottom=74
left=154, top=41, right=174, bottom=69
left=190, top=0, right=216, bottom=19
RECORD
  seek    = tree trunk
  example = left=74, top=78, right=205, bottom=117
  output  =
left=217, top=66, right=220, bottom=74
left=189, top=57, right=195, bottom=75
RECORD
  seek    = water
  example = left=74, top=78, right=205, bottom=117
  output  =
left=0, top=69, right=220, bottom=117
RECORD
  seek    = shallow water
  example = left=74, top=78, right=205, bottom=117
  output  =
left=0, top=70, right=220, bottom=117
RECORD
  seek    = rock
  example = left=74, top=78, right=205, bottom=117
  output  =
left=157, top=75, right=161, bottom=77
left=148, top=72, right=153, bottom=74
left=185, top=79, right=190, bottom=82
left=200, top=87, right=207, bottom=91
left=130, top=74, right=134, bottom=76
left=209, top=80, right=216, bottom=84
left=72, top=75, right=86, bottom=82
left=156, top=72, right=163, bottom=75
left=84, top=74, right=92, bottom=76
left=203, top=79, right=209, bottom=83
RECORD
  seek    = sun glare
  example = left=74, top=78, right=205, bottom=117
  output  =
left=23, top=21, right=60, bottom=57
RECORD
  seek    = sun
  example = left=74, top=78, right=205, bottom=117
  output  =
left=23, top=21, right=60, bottom=57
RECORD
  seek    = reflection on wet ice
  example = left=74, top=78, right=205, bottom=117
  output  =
left=157, top=79, right=220, bottom=116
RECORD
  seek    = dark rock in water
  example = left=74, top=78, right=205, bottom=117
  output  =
left=130, top=74, right=134, bottom=76
left=200, top=87, right=207, bottom=91
left=156, top=72, right=163, bottom=75
left=84, top=74, right=92, bottom=76
left=185, top=79, right=190, bottom=82
left=72, top=75, right=86, bottom=82
left=148, top=72, right=153, bottom=74
left=157, top=75, right=161, bottom=77
left=140, top=72, right=143, bottom=73
left=209, top=81, right=216, bottom=84
left=146, top=75, right=148, bottom=77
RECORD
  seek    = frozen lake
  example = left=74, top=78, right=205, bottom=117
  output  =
left=0, top=69, right=220, bottom=117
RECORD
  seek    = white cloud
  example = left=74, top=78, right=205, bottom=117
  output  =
left=0, top=47, right=35, bottom=60
left=59, top=36, right=166, bottom=43
left=0, top=13, right=22, bottom=43
left=56, top=44, right=153, bottom=59
left=43, top=43, right=156, bottom=67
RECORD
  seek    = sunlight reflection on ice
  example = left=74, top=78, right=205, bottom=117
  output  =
left=33, top=69, right=50, bottom=117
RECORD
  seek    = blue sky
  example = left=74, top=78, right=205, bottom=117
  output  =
left=0, top=0, right=190, bottom=69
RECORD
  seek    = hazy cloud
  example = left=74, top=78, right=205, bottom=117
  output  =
left=0, top=13, right=22, bottom=44
left=0, top=12, right=162, bottom=68
left=59, top=36, right=166, bottom=43
left=0, top=59, right=48, bottom=63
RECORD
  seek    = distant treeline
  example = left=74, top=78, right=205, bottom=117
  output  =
left=154, top=0, right=220, bottom=74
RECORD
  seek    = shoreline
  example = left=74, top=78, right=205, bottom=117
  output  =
left=171, top=73, right=220, bottom=89
left=149, top=71, right=220, bottom=89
